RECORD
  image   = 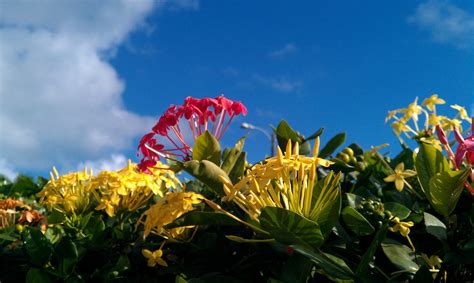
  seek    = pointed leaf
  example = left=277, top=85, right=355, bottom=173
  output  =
left=423, top=212, right=447, bottom=241
left=193, top=131, right=221, bottom=165
left=182, top=160, right=230, bottom=196
left=384, top=202, right=411, bottom=220
left=319, top=133, right=346, bottom=158
left=355, top=222, right=388, bottom=277
left=381, top=239, right=418, bottom=273
left=341, top=206, right=375, bottom=236
left=259, top=207, right=324, bottom=249
left=428, top=169, right=469, bottom=217
left=415, top=143, right=449, bottom=195
left=221, top=136, right=246, bottom=173
left=22, top=227, right=53, bottom=267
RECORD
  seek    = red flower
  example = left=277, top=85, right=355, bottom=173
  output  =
left=137, top=95, right=247, bottom=172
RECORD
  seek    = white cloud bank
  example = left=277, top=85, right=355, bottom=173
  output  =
left=0, top=1, right=195, bottom=174
left=77, top=153, right=128, bottom=175
left=408, top=0, right=474, bottom=48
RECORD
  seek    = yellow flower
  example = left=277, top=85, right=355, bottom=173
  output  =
left=141, top=249, right=168, bottom=267
left=402, top=98, right=423, bottom=123
left=389, top=217, right=415, bottom=250
left=451, top=104, right=470, bottom=121
left=441, top=118, right=462, bottom=131
left=383, top=163, right=416, bottom=191
left=39, top=167, right=95, bottom=214
left=93, top=160, right=181, bottom=217
left=221, top=139, right=340, bottom=222
left=136, top=192, right=204, bottom=240
left=390, top=121, right=413, bottom=136
left=427, top=113, right=447, bottom=127
left=421, top=253, right=442, bottom=272
left=422, top=94, right=445, bottom=111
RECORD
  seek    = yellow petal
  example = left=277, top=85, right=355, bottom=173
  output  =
left=395, top=178, right=404, bottom=191
left=384, top=175, right=396, bottom=182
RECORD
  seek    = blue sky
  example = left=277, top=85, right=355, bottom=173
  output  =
left=0, top=0, right=473, bottom=178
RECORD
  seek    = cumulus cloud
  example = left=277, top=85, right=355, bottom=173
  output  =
left=254, top=75, right=303, bottom=93
left=0, top=159, right=18, bottom=181
left=408, top=0, right=474, bottom=48
left=77, top=154, right=128, bottom=174
left=0, top=0, right=195, bottom=173
left=269, top=43, right=297, bottom=58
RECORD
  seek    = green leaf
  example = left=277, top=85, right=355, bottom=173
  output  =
left=11, top=175, right=40, bottom=196
left=319, top=133, right=346, bottom=158
left=193, top=131, right=221, bottom=165
left=221, top=136, right=246, bottom=174
left=415, top=143, right=449, bottom=196
left=26, top=268, right=52, bottom=283
left=165, top=211, right=241, bottom=229
left=292, top=245, right=354, bottom=280
left=427, top=169, right=470, bottom=217
left=182, top=160, right=230, bottom=196
left=384, top=202, right=411, bottom=220
left=259, top=207, right=324, bottom=249
left=275, top=120, right=302, bottom=151
left=355, top=222, right=388, bottom=277
left=303, top=128, right=324, bottom=142
left=345, top=193, right=364, bottom=209
left=341, top=206, right=375, bottom=236
left=55, top=237, right=78, bottom=275
left=22, top=227, right=53, bottom=267
left=381, top=239, right=418, bottom=273
left=279, top=254, right=313, bottom=283
left=423, top=212, right=446, bottom=242
left=228, top=152, right=246, bottom=184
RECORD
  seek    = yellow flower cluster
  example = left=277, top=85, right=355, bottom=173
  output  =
left=385, top=94, right=470, bottom=143
left=389, top=216, right=415, bottom=251
left=220, top=139, right=341, bottom=222
left=136, top=192, right=204, bottom=240
left=39, top=161, right=181, bottom=217
left=93, top=160, right=181, bottom=217
left=383, top=162, right=416, bottom=192
left=39, top=167, right=95, bottom=214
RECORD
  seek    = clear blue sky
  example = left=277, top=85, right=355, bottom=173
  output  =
left=112, top=0, right=473, bottom=161
left=1, top=0, right=473, bottom=178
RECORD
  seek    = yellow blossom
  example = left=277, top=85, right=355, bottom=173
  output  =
left=422, top=94, right=445, bottom=111
left=141, top=249, right=168, bottom=267
left=451, top=104, right=470, bottom=121
left=136, top=192, right=204, bottom=240
left=383, top=163, right=416, bottom=191
left=39, top=167, right=95, bottom=214
left=389, top=216, right=415, bottom=250
left=427, top=113, right=447, bottom=127
left=93, top=160, right=181, bottom=217
left=421, top=253, right=442, bottom=272
left=441, top=118, right=462, bottom=131
left=402, top=98, right=423, bottom=124
left=390, top=121, right=413, bottom=136
left=220, top=139, right=340, bottom=222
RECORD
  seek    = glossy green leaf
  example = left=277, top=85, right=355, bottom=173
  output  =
left=423, top=212, right=446, bottom=242
left=319, top=133, right=346, bottom=158
left=228, top=152, right=246, bottom=184
left=427, top=169, right=469, bottom=217
left=26, top=268, right=52, bottom=283
left=259, top=207, right=324, bottom=249
left=292, top=245, right=354, bottom=280
left=279, top=254, right=313, bottom=283
left=384, top=202, right=411, bottom=220
left=345, top=193, right=364, bottom=208
left=23, top=227, right=53, bottom=266
left=303, top=128, right=324, bottom=142
left=193, top=131, right=221, bottom=165
left=415, top=143, right=449, bottom=196
left=221, top=136, right=246, bottom=173
left=55, top=237, right=78, bottom=275
left=275, top=120, right=302, bottom=152
left=182, top=160, right=230, bottom=196
left=381, top=239, right=418, bottom=273
left=355, top=222, right=388, bottom=277
left=165, top=211, right=241, bottom=229
left=341, top=206, right=375, bottom=236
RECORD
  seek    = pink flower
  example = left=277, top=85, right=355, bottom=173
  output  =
left=453, top=118, right=474, bottom=167
left=137, top=95, right=247, bottom=172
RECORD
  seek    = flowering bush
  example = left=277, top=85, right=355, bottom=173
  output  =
left=1, top=95, right=473, bottom=282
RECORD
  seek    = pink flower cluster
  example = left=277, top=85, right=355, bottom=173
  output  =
left=137, top=95, right=247, bottom=172
left=436, top=117, right=474, bottom=195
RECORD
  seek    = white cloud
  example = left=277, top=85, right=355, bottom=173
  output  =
left=0, top=0, right=195, bottom=173
left=77, top=154, right=128, bottom=174
left=254, top=75, right=303, bottom=93
left=0, top=159, right=18, bottom=181
left=408, top=0, right=474, bottom=48
left=269, top=43, right=297, bottom=58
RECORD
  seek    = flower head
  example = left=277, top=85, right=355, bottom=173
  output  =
left=137, top=95, right=247, bottom=172
left=142, top=248, right=168, bottom=267
left=39, top=167, right=95, bottom=214
left=422, top=94, right=445, bottom=111
left=383, top=162, right=416, bottom=191
left=221, top=139, right=339, bottom=221
left=136, top=192, right=204, bottom=240
left=452, top=119, right=474, bottom=167
left=93, top=160, right=181, bottom=217
left=389, top=216, right=415, bottom=250
left=451, top=104, right=470, bottom=121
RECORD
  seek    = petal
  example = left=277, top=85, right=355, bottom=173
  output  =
left=395, top=178, right=404, bottom=191
left=384, top=175, right=396, bottom=182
